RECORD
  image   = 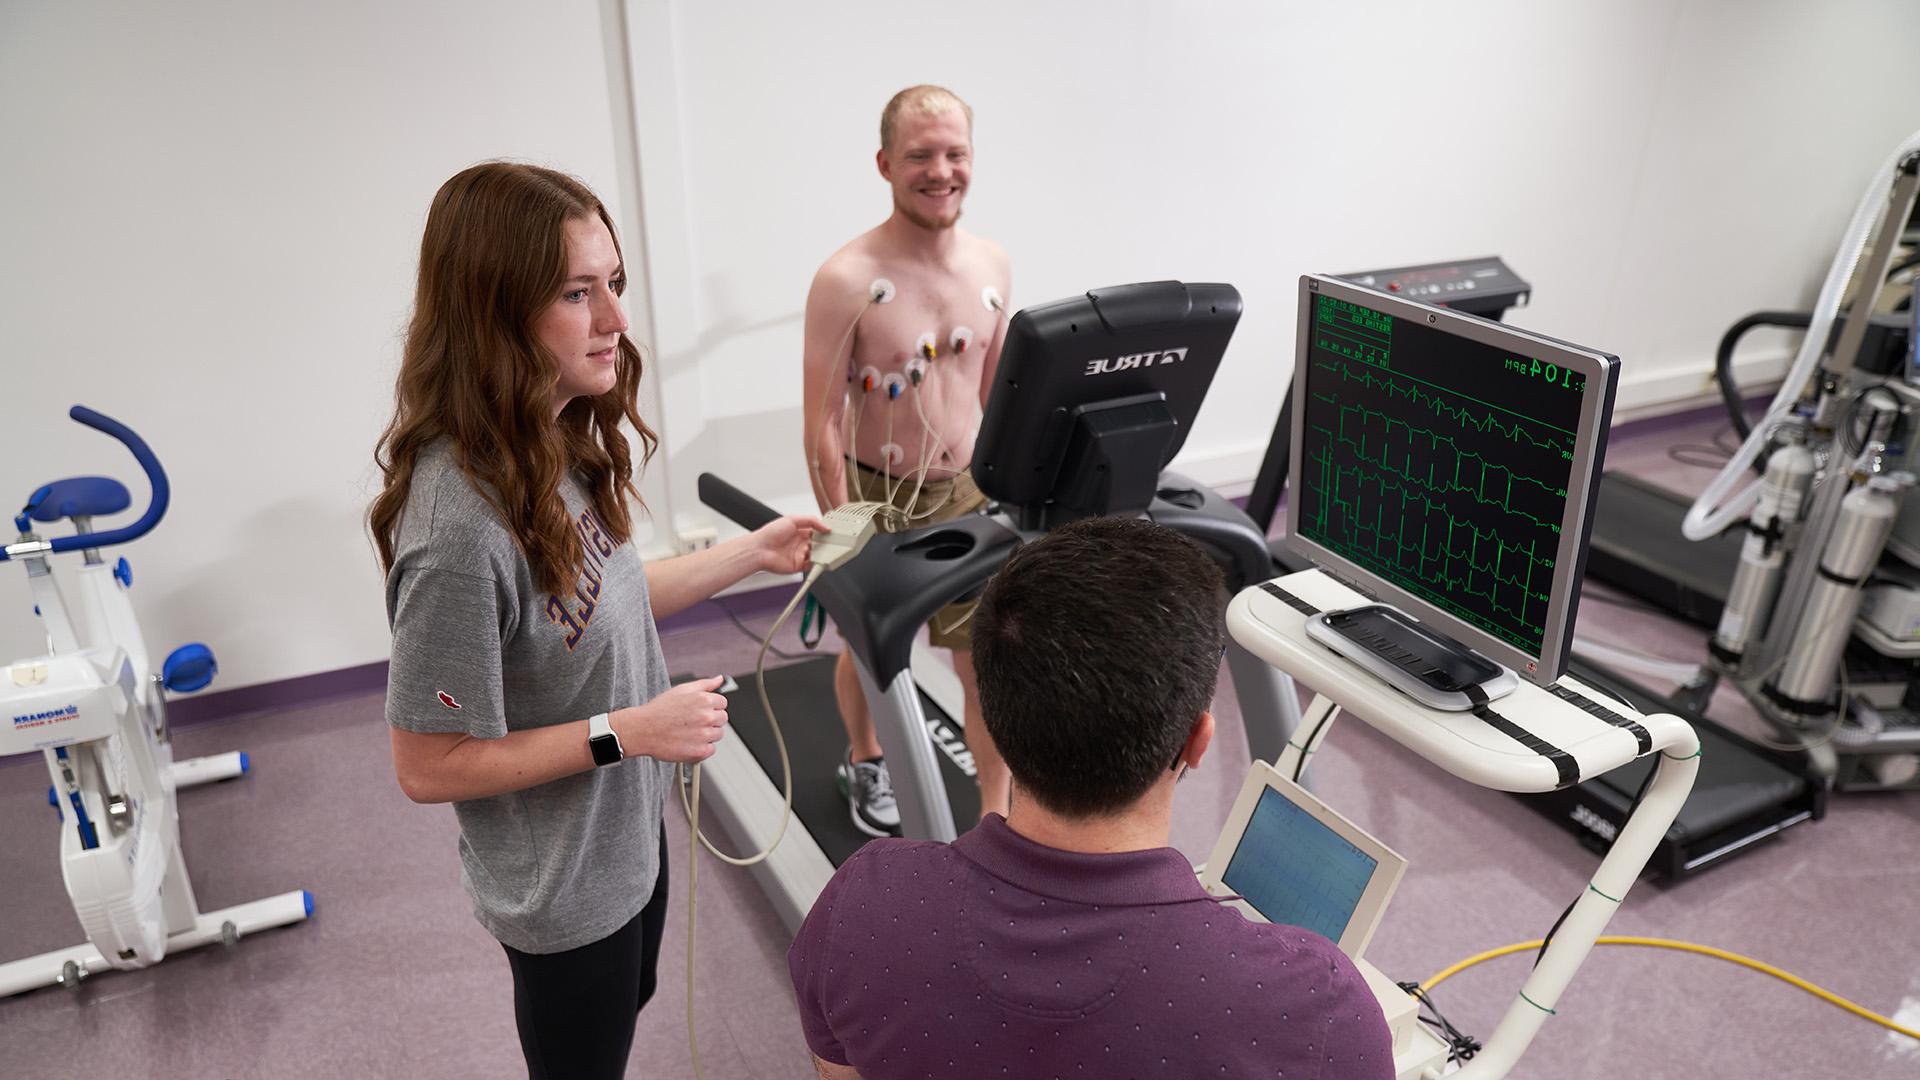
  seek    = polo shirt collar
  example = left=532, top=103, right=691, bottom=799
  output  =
left=951, top=813, right=1214, bottom=907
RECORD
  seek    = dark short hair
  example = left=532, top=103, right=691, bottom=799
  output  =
left=973, top=517, right=1227, bottom=817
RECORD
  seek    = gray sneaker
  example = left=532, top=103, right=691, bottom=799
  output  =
left=835, top=753, right=900, bottom=837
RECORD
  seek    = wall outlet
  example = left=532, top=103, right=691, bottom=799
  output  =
left=674, top=526, right=718, bottom=555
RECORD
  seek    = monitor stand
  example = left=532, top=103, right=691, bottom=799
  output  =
left=1304, top=604, right=1518, bottom=712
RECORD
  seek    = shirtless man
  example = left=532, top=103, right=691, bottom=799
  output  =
left=802, top=85, right=1013, bottom=836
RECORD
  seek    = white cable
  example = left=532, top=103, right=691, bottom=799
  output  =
left=1683, top=127, right=1920, bottom=541
left=884, top=395, right=900, bottom=502
left=811, top=298, right=876, bottom=509
left=905, top=297, right=1003, bottom=520
left=681, top=563, right=823, bottom=1080
left=905, top=383, right=957, bottom=521
left=686, top=804, right=702, bottom=1079
left=890, top=378, right=929, bottom=503
left=906, top=405, right=935, bottom=516
left=1569, top=635, right=1706, bottom=685
left=678, top=564, right=820, bottom=864
left=905, top=398, right=940, bottom=519
left=845, top=384, right=864, bottom=505
left=932, top=600, right=978, bottom=639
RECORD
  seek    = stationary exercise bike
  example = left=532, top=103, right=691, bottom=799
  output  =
left=0, top=406, right=311, bottom=996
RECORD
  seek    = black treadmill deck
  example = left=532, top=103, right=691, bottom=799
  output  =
left=1519, top=658, right=1823, bottom=879
left=1586, top=471, right=1742, bottom=628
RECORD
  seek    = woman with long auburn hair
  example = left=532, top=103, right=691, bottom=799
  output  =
left=371, top=161, right=823, bottom=1079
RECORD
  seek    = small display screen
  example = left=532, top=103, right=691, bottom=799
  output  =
left=1296, top=292, right=1588, bottom=657
left=1221, top=787, right=1378, bottom=944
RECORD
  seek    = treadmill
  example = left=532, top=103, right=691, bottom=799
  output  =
left=695, top=281, right=1305, bottom=931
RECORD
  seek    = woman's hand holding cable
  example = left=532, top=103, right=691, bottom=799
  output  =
left=616, top=676, right=729, bottom=764
left=750, top=514, right=830, bottom=576
left=643, top=513, right=827, bottom=619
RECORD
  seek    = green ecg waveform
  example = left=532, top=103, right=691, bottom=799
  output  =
left=1310, top=397, right=1568, bottom=527
left=1313, top=356, right=1575, bottom=442
left=1301, top=358, right=1574, bottom=652
left=1306, top=449, right=1554, bottom=646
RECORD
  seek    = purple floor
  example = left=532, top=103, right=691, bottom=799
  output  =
left=2, top=410, right=1917, bottom=1078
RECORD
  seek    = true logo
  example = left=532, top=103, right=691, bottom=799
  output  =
left=1083, top=347, right=1190, bottom=376
left=436, top=691, right=462, bottom=710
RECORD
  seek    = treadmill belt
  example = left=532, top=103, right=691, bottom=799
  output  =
left=1585, top=471, right=1741, bottom=628
left=684, top=657, right=980, bottom=867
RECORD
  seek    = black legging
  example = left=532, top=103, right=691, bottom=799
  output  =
left=500, top=827, right=670, bottom=1080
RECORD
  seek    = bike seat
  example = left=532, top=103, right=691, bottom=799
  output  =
left=25, top=477, right=132, bottom=523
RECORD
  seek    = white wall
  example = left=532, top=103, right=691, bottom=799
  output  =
left=642, top=0, right=1920, bottom=520
left=0, top=0, right=660, bottom=685
left=3, top=0, right=1917, bottom=692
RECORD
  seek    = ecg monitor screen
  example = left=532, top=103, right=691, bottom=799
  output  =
left=1285, top=275, right=1617, bottom=683
left=1222, top=788, right=1378, bottom=944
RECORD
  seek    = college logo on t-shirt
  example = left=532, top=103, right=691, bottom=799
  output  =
left=545, top=505, right=620, bottom=652
left=436, top=690, right=462, bottom=710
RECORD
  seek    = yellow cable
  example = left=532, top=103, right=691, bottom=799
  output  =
left=1422, top=936, right=1920, bottom=1041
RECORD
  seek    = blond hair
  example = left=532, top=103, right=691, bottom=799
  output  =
left=879, top=85, right=973, bottom=152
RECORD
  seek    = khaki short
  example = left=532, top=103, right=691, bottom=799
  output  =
left=850, top=462, right=989, bottom=650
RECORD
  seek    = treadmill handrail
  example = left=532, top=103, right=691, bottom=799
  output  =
left=698, top=473, right=781, bottom=531
left=697, top=472, right=1022, bottom=685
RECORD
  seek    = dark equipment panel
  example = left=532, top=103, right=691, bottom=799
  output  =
left=1584, top=472, right=1742, bottom=628
left=1523, top=659, right=1824, bottom=878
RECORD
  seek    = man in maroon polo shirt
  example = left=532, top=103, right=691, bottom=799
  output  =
left=788, top=517, right=1393, bottom=1079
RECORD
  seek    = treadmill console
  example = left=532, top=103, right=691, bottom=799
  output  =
left=1338, top=256, right=1530, bottom=321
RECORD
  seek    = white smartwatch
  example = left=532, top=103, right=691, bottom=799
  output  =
left=587, top=712, right=623, bottom=767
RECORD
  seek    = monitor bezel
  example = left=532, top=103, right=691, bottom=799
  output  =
left=1200, top=759, right=1407, bottom=961
left=1282, top=273, right=1619, bottom=686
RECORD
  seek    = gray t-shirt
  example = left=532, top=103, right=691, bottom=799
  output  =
left=384, top=442, right=673, bottom=954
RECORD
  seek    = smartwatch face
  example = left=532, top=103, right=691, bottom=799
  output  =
left=590, top=731, right=622, bottom=767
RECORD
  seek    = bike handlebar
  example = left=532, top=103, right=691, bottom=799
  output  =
left=0, top=406, right=170, bottom=561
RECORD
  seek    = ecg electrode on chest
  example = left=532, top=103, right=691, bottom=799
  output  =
left=811, top=276, right=1011, bottom=521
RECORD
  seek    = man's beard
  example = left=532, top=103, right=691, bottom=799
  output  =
left=895, top=192, right=962, bottom=232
